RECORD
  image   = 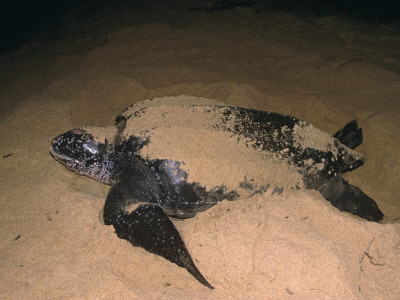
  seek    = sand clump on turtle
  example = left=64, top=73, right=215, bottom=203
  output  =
left=49, top=95, right=383, bottom=288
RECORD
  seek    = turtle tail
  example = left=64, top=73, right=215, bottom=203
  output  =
left=333, top=120, right=363, bottom=149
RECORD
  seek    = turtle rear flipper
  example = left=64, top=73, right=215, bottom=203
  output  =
left=333, top=120, right=363, bottom=149
left=318, top=176, right=383, bottom=222
left=103, top=159, right=213, bottom=289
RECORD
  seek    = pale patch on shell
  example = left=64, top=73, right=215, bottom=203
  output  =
left=121, top=95, right=227, bottom=119
left=139, top=127, right=304, bottom=194
left=292, top=122, right=339, bottom=156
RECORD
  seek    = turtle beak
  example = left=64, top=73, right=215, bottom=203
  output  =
left=49, top=136, right=61, bottom=157
left=49, top=134, right=69, bottom=165
left=49, top=137, right=58, bottom=152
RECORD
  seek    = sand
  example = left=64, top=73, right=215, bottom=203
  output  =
left=0, top=2, right=399, bottom=299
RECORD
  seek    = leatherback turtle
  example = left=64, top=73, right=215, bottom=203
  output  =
left=49, top=96, right=383, bottom=288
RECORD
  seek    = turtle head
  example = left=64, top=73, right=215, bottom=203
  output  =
left=50, top=128, right=114, bottom=184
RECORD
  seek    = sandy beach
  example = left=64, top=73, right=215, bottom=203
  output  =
left=0, top=1, right=399, bottom=299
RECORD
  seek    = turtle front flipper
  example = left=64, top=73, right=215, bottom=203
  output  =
left=103, top=159, right=213, bottom=289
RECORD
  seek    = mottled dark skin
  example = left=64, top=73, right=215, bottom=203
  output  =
left=50, top=101, right=383, bottom=289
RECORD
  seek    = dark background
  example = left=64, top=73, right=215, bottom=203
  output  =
left=1, top=0, right=400, bottom=54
